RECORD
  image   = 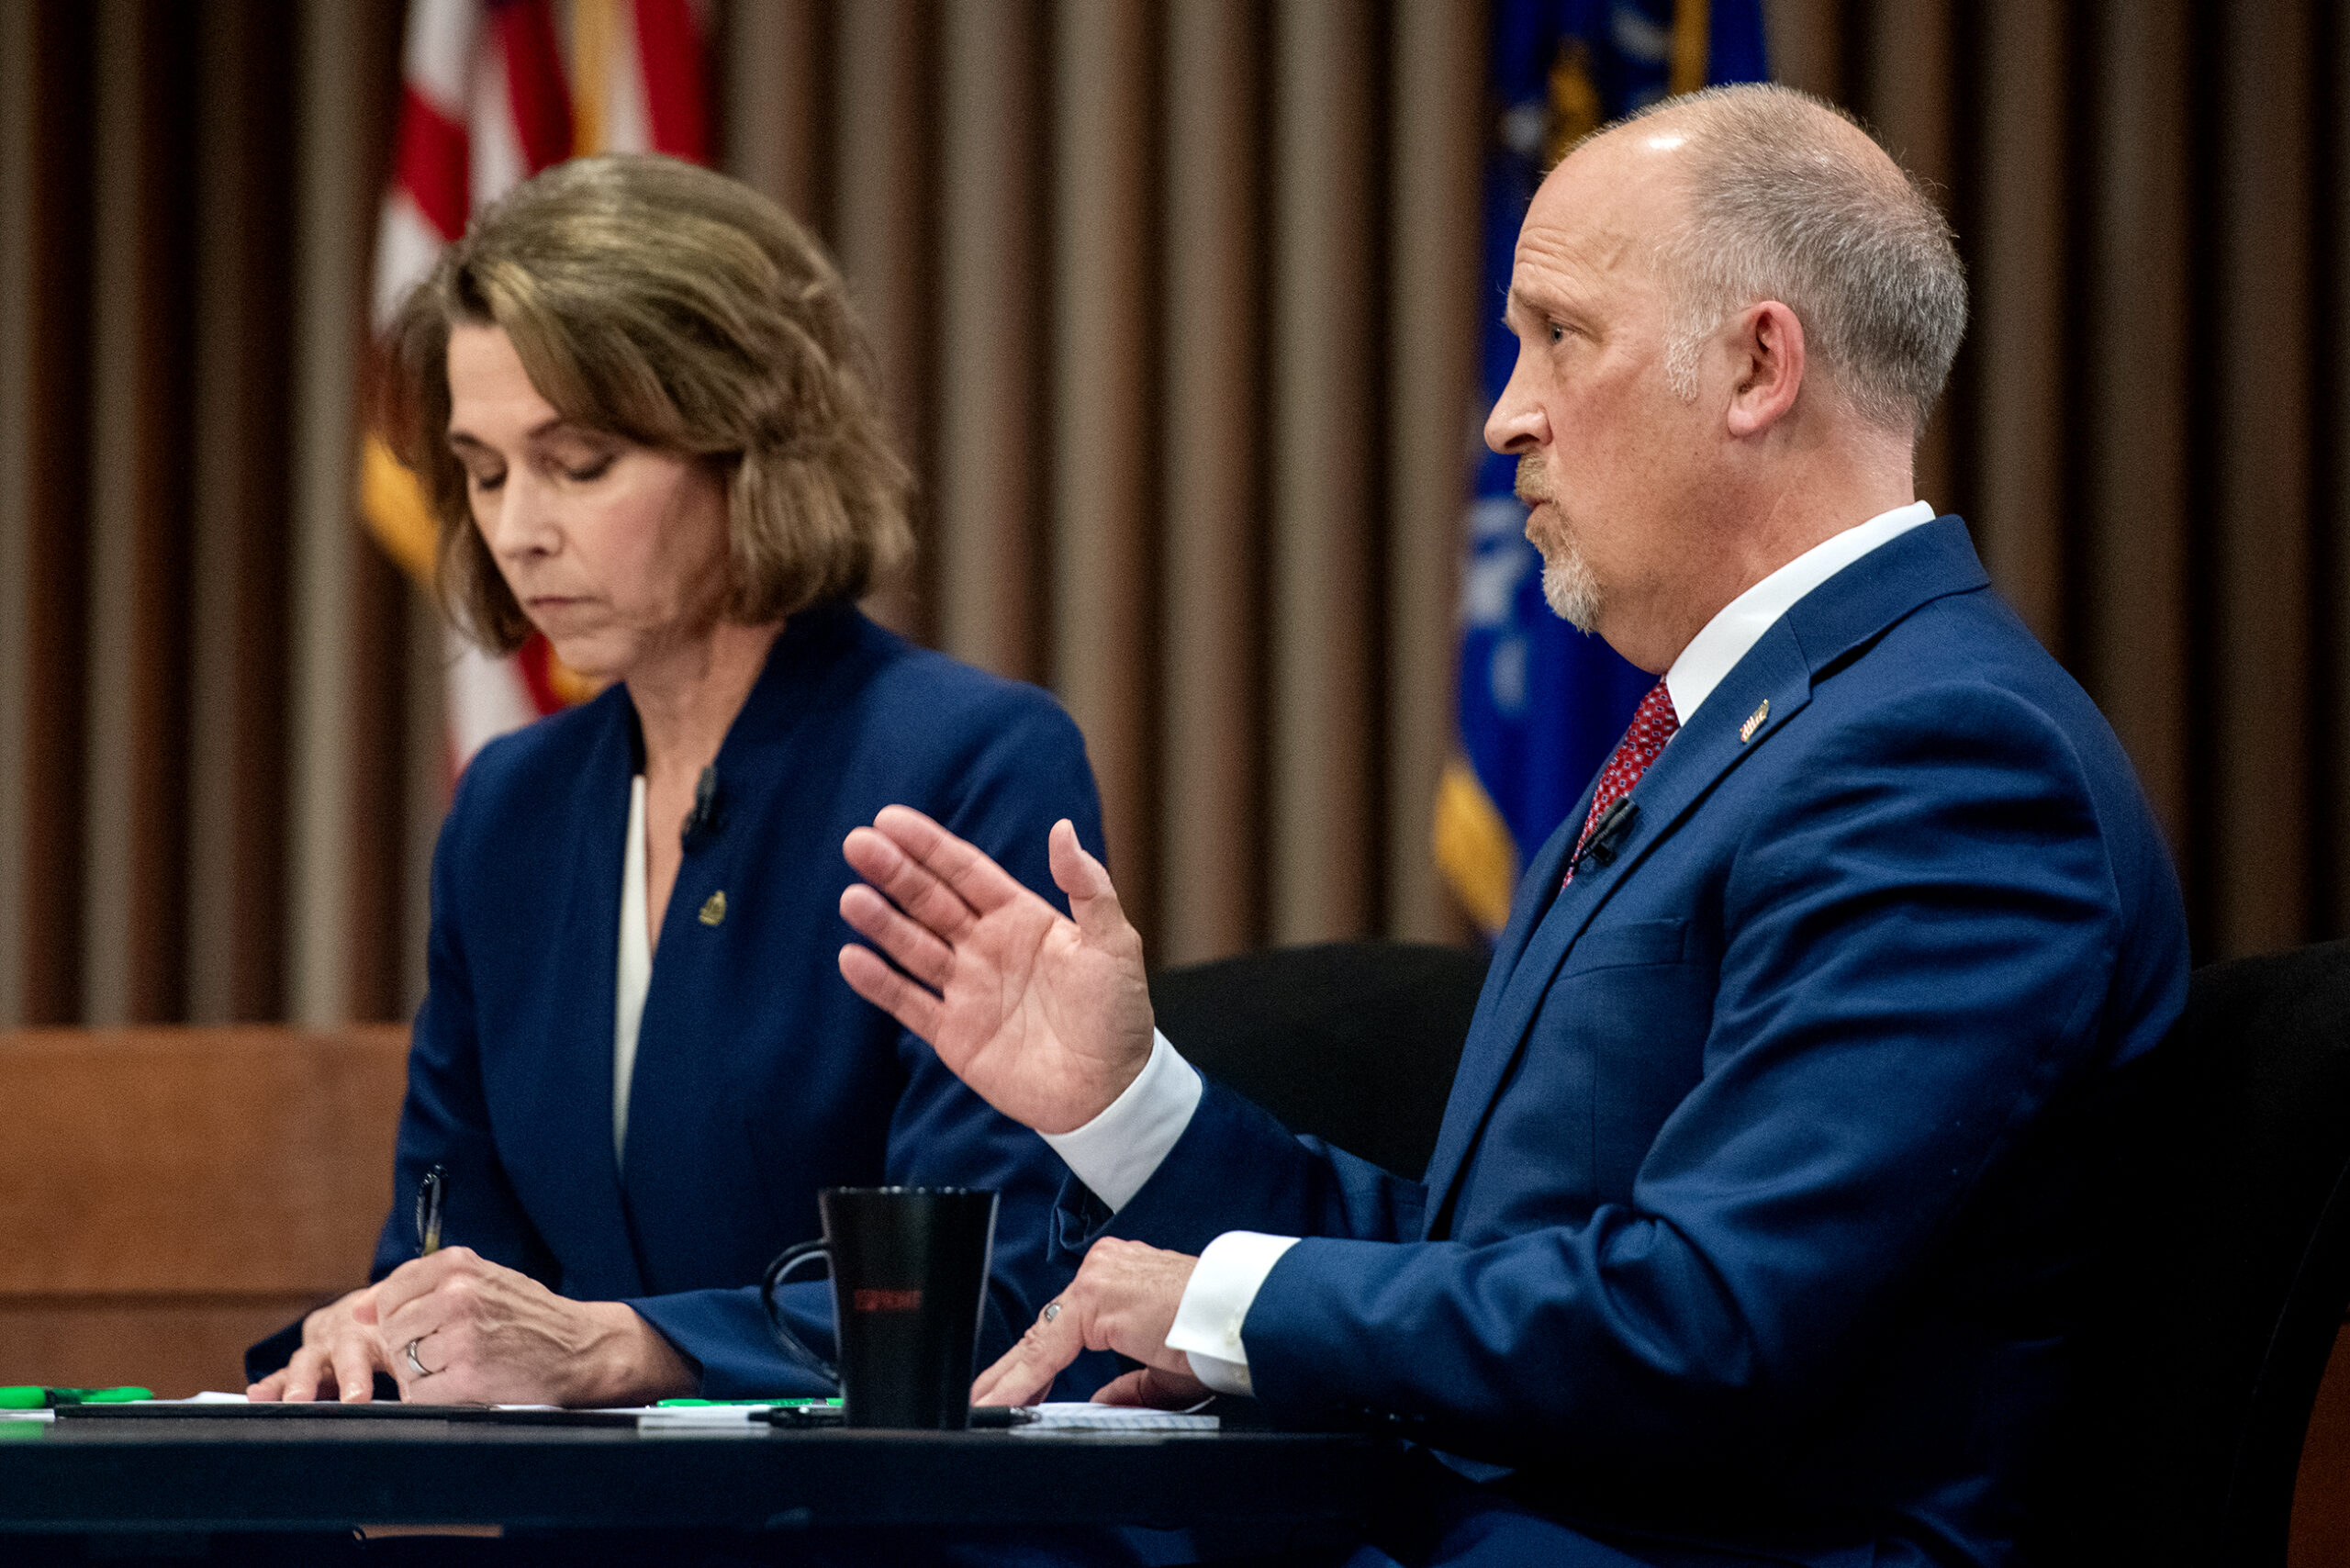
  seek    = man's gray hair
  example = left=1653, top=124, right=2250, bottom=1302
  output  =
left=1628, top=83, right=1967, bottom=439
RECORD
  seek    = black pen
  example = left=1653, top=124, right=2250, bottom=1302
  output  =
left=968, top=1405, right=1038, bottom=1428
left=415, top=1164, right=446, bottom=1257
left=755, top=1405, right=1036, bottom=1429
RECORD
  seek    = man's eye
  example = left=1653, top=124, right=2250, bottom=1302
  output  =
left=1548, top=321, right=1566, bottom=345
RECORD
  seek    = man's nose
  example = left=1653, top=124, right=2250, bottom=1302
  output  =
left=1484, top=356, right=1547, bottom=455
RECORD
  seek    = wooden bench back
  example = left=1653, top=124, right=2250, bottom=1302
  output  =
left=0, top=1026, right=408, bottom=1394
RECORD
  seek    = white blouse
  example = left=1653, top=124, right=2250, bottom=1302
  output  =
left=612, top=775, right=653, bottom=1165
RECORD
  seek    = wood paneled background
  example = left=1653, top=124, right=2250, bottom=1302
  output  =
left=1, top=0, right=2347, bottom=1031
left=1774, top=0, right=2350, bottom=969
left=0, top=1025, right=408, bottom=1395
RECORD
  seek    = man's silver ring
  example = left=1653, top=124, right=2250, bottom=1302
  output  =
left=1041, top=1301, right=1062, bottom=1324
left=404, top=1337, right=437, bottom=1378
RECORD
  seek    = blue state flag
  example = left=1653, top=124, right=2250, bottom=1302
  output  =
left=1436, top=0, right=1769, bottom=935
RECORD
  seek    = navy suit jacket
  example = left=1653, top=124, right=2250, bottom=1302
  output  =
left=1070, top=520, right=2188, bottom=1566
left=252, top=602, right=1110, bottom=1397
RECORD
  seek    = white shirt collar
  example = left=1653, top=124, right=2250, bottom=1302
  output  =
left=1662, top=500, right=1938, bottom=724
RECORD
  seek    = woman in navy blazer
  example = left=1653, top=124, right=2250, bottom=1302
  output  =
left=248, top=154, right=1105, bottom=1404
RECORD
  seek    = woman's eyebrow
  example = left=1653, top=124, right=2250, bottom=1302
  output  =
left=445, top=418, right=607, bottom=450
left=527, top=418, right=620, bottom=446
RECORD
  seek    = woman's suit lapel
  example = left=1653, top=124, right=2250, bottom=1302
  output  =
left=523, top=704, right=649, bottom=1296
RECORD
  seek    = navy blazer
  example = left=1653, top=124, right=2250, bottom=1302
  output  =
left=1071, top=520, right=2188, bottom=1566
left=251, top=603, right=1110, bottom=1397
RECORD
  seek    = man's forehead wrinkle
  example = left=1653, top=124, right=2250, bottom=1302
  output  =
left=1515, top=210, right=1653, bottom=302
left=1507, top=252, right=1585, bottom=325
left=1513, top=221, right=1580, bottom=280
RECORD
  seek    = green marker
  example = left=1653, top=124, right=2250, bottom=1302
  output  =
left=655, top=1396, right=842, bottom=1408
left=0, top=1386, right=152, bottom=1408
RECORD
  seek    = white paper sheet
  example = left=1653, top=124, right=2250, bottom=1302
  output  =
left=1016, top=1402, right=1220, bottom=1432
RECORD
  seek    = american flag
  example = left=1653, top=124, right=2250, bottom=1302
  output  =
left=360, top=0, right=710, bottom=774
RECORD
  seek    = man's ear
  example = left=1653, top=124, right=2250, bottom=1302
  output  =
left=1725, top=301, right=1805, bottom=439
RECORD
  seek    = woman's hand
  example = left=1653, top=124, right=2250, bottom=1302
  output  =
left=357, top=1248, right=696, bottom=1406
left=247, top=1288, right=391, bottom=1403
left=838, top=809, right=1156, bottom=1136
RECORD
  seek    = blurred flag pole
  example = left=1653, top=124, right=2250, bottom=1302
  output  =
left=358, top=0, right=711, bottom=781
left=1435, top=0, right=1768, bottom=936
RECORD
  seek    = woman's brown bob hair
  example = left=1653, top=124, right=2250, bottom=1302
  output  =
left=383, top=153, right=914, bottom=653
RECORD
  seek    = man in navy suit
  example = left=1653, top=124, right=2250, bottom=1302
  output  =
left=839, top=84, right=2187, bottom=1566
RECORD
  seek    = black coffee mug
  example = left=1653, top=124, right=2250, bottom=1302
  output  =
left=760, top=1186, right=999, bottom=1429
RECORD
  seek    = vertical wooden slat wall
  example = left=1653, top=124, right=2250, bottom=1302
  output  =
left=1772, top=0, right=2350, bottom=962
left=2082, top=0, right=2192, bottom=851
left=286, top=0, right=391, bottom=1027
left=722, top=0, right=1484, bottom=959
left=2217, top=0, right=2316, bottom=958
left=0, top=0, right=30, bottom=1035
left=1855, top=0, right=1957, bottom=518
left=1052, top=0, right=1159, bottom=929
left=936, top=0, right=1046, bottom=687
left=831, top=0, right=933, bottom=643
left=721, top=0, right=826, bottom=230
left=1384, top=0, right=1483, bottom=946
left=1972, top=0, right=2065, bottom=652
left=1159, top=0, right=1267, bottom=963
left=1267, top=0, right=1380, bottom=946
left=185, top=0, right=295, bottom=1025
left=81, top=0, right=197, bottom=1026
left=0, top=0, right=95, bottom=1029
left=2331, top=6, right=2350, bottom=944
left=6, top=0, right=2350, bottom=1034
left=0, top=0, right=405, bottom=1030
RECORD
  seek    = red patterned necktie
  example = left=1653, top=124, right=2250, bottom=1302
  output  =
left=1565, top=678, right=1679, bottom=885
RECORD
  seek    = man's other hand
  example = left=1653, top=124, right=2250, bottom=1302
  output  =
left=839, top=808, right=1155, bottom=1135
left=971, top=1239, right=1209, bottom=1409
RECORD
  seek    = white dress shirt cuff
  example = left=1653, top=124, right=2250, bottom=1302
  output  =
left=1165, top=1230, right=1302, bottom=1397
left=1037, top=1029, right=1203, bottom=1212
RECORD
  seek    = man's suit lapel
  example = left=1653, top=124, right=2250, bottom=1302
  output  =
left=1415, top=515, right=1994, bottom=1235
left=1417, top=789, right=1586, bottom=1210
left=1418, top=631, right=1813, bottom=1229
left=1485, top=786, right=1588, bottom=985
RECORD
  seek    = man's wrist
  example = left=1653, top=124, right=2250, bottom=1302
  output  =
left=1163, top=1231, right=1302, bottom=1397
left=1040, top=1031, right=1203, bottom=1212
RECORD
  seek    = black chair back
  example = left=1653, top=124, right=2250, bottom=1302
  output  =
left=1147, top=941, right=1489, bottom=1182
left=2034, top=940, right=2350, bottom=1565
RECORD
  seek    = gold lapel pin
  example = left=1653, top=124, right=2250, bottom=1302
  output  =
left=1740, top=699, right=1770, bottom=744
left=699, top=890, right=728, bottom=926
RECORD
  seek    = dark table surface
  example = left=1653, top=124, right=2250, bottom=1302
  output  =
left=0, top=1409, right=1392, bottom=1541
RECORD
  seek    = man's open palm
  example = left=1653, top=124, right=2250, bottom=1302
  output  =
left=838, top=808, right=1155, bottom=1135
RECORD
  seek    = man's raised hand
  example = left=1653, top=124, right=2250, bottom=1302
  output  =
left=838, top=808, right=1155, bottom=1136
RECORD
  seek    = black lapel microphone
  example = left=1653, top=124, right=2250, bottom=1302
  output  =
left=1570, top=798, right=1639, bottom=874
left=680, top=765, right=722, bottom=849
